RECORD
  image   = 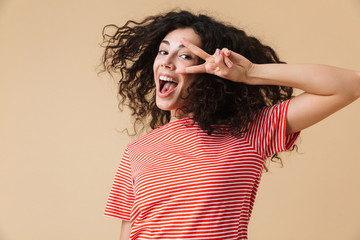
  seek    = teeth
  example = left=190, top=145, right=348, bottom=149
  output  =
left=159, top=75, right=176, bottom=83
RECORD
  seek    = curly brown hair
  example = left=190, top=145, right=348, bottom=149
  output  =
left=100, top=10, right=293, bottom=137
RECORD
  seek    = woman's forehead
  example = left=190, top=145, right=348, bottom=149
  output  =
left=162, top=28, right=202, bottom=48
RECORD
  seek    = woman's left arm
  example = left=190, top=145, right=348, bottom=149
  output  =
left=246, top=63, right=360, bottom=135
left=177, top=39, right=360, bottom=135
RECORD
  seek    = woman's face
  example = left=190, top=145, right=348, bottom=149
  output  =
left=153, top=28, right=202, bottom=118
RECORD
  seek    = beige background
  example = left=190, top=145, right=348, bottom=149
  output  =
left=1, top=0, right=360, bottom=239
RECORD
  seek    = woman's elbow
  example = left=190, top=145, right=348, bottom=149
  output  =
left=354, top=71, right=360, bottom=99
left=342, top=71, right=360, bottom=101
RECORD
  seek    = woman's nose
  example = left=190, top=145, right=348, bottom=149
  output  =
left=161, top=58, right=175, bottom=70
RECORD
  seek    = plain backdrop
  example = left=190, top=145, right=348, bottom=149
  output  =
left=1, top=0, right=359, bottom=239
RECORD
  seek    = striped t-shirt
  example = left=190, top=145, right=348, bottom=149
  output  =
left=104, top=99, right=300, bottom=240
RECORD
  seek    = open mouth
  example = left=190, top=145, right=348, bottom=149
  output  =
left=159, top=75, right=178, bottom=94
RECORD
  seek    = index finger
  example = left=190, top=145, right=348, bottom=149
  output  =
left=180, top=38, right=211, bottom=60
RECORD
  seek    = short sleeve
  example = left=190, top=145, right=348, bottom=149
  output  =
left=246, top=99, right=300, bottom=159
left=104, top=148, right=134, bottom=221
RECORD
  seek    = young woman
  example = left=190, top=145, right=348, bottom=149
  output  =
left=101, top=10, right=360, bottom=240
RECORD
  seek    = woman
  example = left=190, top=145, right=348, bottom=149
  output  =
left=101, top=10, right=360, bottom=240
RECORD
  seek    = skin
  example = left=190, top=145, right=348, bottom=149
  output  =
left=120, top=220, right=131, bottom=240
left=153, top=28, right=202, bottom=120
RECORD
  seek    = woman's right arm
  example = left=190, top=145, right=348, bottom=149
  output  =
left=178, top=38, right=360, bottom=136
left=120, top=220, right=131, bottom=240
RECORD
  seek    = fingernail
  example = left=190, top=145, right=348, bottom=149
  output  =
left=216, top=49, right=220, bottom=55
left=226, top=61, right=233, bottom=68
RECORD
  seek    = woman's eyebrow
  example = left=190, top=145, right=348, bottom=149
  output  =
left=160, top=40, right=185, bottom=48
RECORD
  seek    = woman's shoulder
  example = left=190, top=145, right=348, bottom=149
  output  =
left=252, top=99, right=292, bottom=119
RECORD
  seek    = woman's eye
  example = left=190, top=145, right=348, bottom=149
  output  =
left=180, top=54, right=192, bottom=60
left=158, top=50, right=167, bottom=55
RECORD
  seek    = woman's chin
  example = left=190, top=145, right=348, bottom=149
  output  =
left=155, top=101, right=175, bottom=111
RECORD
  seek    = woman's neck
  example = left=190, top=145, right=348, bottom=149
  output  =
left=170, top=109, right=193, bottom=122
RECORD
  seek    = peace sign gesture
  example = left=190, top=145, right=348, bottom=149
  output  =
left=176, top=38, right=255, bottom=84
